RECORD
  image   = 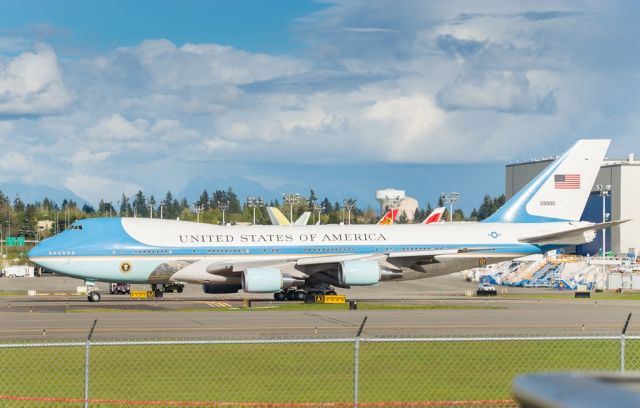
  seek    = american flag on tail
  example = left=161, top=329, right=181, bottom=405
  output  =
left=554, top=174, right=580, bottom=189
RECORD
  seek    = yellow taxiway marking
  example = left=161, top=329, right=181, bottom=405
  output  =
left=201, top=301, right=232, bottom=308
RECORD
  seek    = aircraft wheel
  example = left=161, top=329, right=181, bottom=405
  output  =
left=274, top=292, right=286, bottom=301
left=88, top=292, right=101, bottom=303
left=295, top=291, right=306, bottom=301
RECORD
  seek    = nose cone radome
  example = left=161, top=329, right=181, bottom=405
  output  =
left=28, top=238, right=52, bottom=261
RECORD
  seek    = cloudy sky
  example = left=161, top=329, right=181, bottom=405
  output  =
left=0, top=0, right=638, bottom=210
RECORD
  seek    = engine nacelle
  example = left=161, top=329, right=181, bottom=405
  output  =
left=242, top=268, right=284, bottom=293
left=202, top=284, right=242, bottom=294
left=339, top=260, right=380, bottom=286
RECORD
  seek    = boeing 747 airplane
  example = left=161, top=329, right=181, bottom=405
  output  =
left=28, top=140, right=622, bottom=302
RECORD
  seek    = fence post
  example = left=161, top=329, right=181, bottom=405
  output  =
left=354, top=316, right=367, bottom=408
left=354, top=336, right=360, bottom=408
left=85, top=320, right=98, bottom=408
left=621, top=313, right=631, bottom=373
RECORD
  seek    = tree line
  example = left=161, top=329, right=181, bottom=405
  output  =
left=0, top=188, right=506, bottom=240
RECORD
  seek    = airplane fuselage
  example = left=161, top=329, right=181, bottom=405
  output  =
left=28, top=217, right=583, bottom=285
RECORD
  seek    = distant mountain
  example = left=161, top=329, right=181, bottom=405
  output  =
left=177, top=175, right=370, bottom=209
left=0, top=183, right=89, bottom=207
left=178, top=176, right=276, bottom=204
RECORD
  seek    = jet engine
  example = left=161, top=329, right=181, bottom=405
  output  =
left=241, top=268, right=304, bottom=293
left=339, top=260, right=381, bottom=286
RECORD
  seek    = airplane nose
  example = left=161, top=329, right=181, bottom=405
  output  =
left=28, top=241, right=48, bottom=260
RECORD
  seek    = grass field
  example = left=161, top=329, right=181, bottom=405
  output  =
left=0, top=336, right=636, bottom=407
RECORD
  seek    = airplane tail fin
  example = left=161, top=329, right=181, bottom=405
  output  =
left=377, top=208, right=399, bottom=224
left=422, top=207, right=445, bottom=224
left=294, top=212, right=311, bottom=226
left=267, top=207, right=291, bottom=226
left=483, top=139, right=610, bottom=223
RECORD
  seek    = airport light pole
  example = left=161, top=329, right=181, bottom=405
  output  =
left=313, top=203, right=325, bottom=225
left=246, top=197, right=264, bottom=225
left=2, top=220, right=9, bottom=260
left=282, top=193, right=301, bottom=224
left=441, top=192, right=460, bottom=223
left=218, top=200, right=229, bottom=225
left=192, top=205, right=203, bottom=223
left=597, top=184, right=611, bottom=257
left=343, top=199, right=356, bottom=225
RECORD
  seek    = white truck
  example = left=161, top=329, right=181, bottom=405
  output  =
left=2, top=266, right=35, bottom=278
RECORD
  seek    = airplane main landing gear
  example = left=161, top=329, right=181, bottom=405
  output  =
left=274, top=289, right=306, bottom=301
left=273, top=288, right=337, bottom=301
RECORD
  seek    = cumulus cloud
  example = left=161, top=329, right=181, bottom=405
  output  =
left=0, top=43, right=72, bottom=116
left=1, top=1, right=639, bottom=203
left=437, top=70, right=557, bottom=114
left=63, top=175, right=141, bottom=203
left=101, top=39, right=308, bottom=90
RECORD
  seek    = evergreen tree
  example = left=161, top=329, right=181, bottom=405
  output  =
left=226, top=187, right=241, bottom=213
left=425, top=201, right=433, bottom=214
left=82, top=204, right=95, bottom=214
left=197, top=190, right=211, bottom=210
left=0, top=191, right=9, bottom=207
left=13, top=195, right=25, bottom=212
left=42, top=197, right=57, bottom=212
left=308, top=189, right=317, bottom=210
left=133, top=190, right=148, bottom=217
left=413, top=208, right=421, bottom=222
left=211, top=190, right=226, bottom=208
left=162, top=191, right=175, bottom=219
left=119, top=193, right=131, bottom=217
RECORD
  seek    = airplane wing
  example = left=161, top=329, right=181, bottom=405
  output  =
left=518, top=220, right=630, bottom=246
left=174, top=247, right=487, bottom=280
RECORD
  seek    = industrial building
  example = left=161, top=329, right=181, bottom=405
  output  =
left=505, top=153, right=640, bottom=256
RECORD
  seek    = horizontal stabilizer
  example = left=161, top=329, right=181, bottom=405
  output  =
left=518, top=220, right=630, bottom=245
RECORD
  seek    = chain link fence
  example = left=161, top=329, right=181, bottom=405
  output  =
left=1, top=333, right=639, bottom=407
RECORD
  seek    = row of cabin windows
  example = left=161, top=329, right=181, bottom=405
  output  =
left=48, top=246, right=429, bottom=257
left=133, top=249, right=172, bottom=255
